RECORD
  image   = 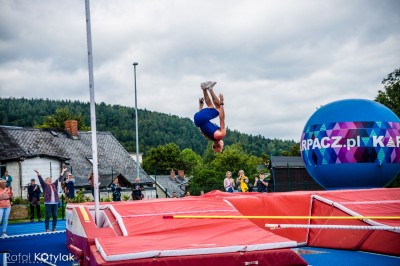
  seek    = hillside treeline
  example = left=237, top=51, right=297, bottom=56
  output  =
left=0, top=97, right=296, bottom=156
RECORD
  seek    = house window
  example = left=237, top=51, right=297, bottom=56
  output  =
left=0, top=165, right=6, bottom=177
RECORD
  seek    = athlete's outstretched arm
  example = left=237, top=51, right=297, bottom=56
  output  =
left=216, top=94, right=226, bottom=139
left=199, top=98, right=204, bottom=111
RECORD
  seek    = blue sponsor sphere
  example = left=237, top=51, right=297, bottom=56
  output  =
left=300, top=99, right=400, bottom=189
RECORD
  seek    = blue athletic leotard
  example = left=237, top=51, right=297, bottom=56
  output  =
left=194, top=108, right=220, bottom=141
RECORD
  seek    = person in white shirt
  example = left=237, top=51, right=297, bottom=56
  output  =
left=223, top=171, right=235, bottom=192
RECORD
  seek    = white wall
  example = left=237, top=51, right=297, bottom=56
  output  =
left=143, top=189, right=156, bottom=199
left=20, top=157, right=62, bottom=198
left=4, top=161, right=20, bottom=198
left=129, top=153, right=143, bottom=164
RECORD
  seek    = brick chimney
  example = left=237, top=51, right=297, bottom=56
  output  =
left=64, top=120, right=78, bottom=138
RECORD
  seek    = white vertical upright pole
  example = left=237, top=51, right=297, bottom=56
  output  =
left=133, top=62, right=140, bottom=180
left=85, top=0, right=100, bottom=225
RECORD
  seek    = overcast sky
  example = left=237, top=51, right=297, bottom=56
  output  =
left=1, top=0, right=399, bottom=141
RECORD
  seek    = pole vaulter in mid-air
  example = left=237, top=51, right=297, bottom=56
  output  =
left=194, top=81, right=226, bottom=152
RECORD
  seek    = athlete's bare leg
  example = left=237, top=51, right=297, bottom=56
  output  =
left=202, top=87, right=214, bottom=108
left=209, top=87, right=221, bottom=108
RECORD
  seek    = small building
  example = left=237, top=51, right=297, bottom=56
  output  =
left=152, top=169, right=189, bottom=198
left=0, top=120, right=154, bottom=199
left=269, top=156, right=324, bottom=192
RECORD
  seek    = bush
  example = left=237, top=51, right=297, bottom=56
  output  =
left=101, top=196, right=112, bottom=202
left=122, top=193, right=131, bottom=201
left=189, top=169, right=224, bottom=195
left=12, top=197, right=29, bottom=205
left=74, top=189, right=86, bottom=203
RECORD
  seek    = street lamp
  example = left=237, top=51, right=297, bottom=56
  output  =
left=133, top=62, right=140, bottom=181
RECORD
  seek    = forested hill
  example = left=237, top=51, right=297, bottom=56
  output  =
left=0, top=97, right=296, bottom=156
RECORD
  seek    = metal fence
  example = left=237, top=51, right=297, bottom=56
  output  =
left=270, top=165, right=324, bottom=192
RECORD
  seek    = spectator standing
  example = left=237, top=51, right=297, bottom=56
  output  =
left=111, top=178, right=121, bottom=201
left=1, top=170, right=13, bottom=202
left=172, top=192, right=178, bottom=198
left=1, top=170, right=12, bottom=188
left=131, top=178, right=143, bottom=200
left=35, top=168, right=67, bottom=232
left=223, top=171, right=235, bottom=192
left=0, top=179, right=12, bottom=237
left=27, top=178, right=42, bottom=222
left=169, top=170, right=177, bottom=182
left=88, top=171, right=94, bottom=198
left=254, top=172, right=268, bottom=193
left=237, top=170, right=249, bottom=192
left=65, top=173, right=75, bottom=202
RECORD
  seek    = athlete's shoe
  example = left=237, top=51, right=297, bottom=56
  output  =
left=206, top=81, right=217, bottom=90
left=201, top=81, right=212, bottom=90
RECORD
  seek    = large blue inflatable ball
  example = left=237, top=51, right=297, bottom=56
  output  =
left=300, top=99, right=400, bottom=189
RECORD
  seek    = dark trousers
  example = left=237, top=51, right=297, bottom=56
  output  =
left=30, top=202, right=42, bottom=221
left=132, top=194, right=142, bottom=200
left=45, top=204, right=58, bottom=230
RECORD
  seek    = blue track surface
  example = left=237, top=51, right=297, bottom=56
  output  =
left=3, top=220, right=66, bottom=236
left=1, top=222, right=399, bottom=266
left=298, top=247, right=400, bottom=266
left=0, top=220, right=73, bottom=266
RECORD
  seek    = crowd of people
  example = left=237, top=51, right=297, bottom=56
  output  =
left=110, top=177, right=144, bottom=202
left=224, top=170, right=269, bottom=193
left=0, top=168, right=151, bottom=237
left=0, top=168, right=70, bottom=236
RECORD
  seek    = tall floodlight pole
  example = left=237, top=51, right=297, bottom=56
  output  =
left=133, top=62, right=140, bottom=180
left=85, top=0, right=100, bottom=225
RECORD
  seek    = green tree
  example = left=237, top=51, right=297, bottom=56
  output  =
left=189, top=143, right=263, bottom=193
left=375, top=68, right=400, bottom=117
left=142, top=143, right=183, bottom=175
left=375, top=68, right=400, bottom=187
left=375, top=68, right=400, bottom=188
left=210, top=143, right=249, bottom=177
left=211, top=143, right=262, bottom=180
left=260, top=153, right=270, bottom=165
left=202, top=142, right=217, bottom=164
left=36, top=107, right=90, bottom=130
left=245, top=155, right=264, bottom=180
left=189, top=168, right=222, bottom=195
left=180, top=148, right=202, bottom=176
left=281, top=143, right=301, bottom=156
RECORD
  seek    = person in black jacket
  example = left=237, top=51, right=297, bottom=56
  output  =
left=27, top=178, right=42, bottom=222
left=65, top=173, right=75, bottom=203
left=254, top=172, right=268, bottom=193
left=111, top=178, right=121, bottom=202
left=131, top=178, right=143, bottom=200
